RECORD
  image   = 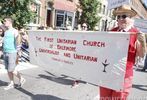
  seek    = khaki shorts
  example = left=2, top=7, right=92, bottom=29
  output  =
left=3, top=52, right=17, bottom=72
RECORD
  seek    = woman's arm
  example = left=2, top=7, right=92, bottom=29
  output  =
left=136, top=33, right=146, bottom=58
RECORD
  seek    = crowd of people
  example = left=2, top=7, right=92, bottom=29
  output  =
left=0, top=4, right=147, bottom=100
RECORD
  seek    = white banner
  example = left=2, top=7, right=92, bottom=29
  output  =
left=28, top=30, right=131, bottom=91
left=107, top=0, right=130, bottom=9
left=134, top=18, right=147, bottom=33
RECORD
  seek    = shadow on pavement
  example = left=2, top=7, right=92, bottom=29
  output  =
left=16, top=87, right=64, bottom=100
left=38, top=70, right=86, bottom=86
left=135, top=68, right=147, bottom=72
left=132, top=84, right=147, bottom=91
left=59, top=74, right=98, bottom=87
left=0, top=80, right=8, bottom=86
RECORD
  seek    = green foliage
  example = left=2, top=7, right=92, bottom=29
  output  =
left=79, top=0, right=101, bottom=30
left=0, top=0, right=36, bottom=29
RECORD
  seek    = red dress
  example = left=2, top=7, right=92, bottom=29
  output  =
left=100, top=27, right=139, bottom=100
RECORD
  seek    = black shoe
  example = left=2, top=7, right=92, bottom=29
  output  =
left=141, top=69, right=146, bottom=72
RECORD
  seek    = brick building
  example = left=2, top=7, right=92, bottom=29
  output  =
left=29, top=0, right=78, bottom=30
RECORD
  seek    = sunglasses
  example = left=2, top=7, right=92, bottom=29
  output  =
left=117, top=15, right=130, bottom=19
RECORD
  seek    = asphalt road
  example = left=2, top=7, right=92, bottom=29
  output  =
left=0, top=62, right=147, bottom=100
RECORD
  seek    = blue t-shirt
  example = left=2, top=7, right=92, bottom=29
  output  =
left=3, top=28, right=18, bottom=53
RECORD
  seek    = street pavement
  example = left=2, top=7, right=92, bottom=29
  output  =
left=0, top=61, right=147, bottom=100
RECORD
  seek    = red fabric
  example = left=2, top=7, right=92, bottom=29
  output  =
left=100, top=87, right=128, bottom=100
left=100, top=27, right=139, bottom=100
left=100, top=77, right=133, bottom=100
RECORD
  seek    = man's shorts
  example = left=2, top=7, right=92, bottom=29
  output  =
left=3, top=52, right=17, bottom=72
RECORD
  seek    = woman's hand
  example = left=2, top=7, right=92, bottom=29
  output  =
left=136, top=33, right=146, bottom=58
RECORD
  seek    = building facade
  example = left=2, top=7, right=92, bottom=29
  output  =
left=130, top=0, right=147, bottom=19
left=29, top=0, right=147, bottom=31
left=29, top=0, right=78, bottom=30
left=96, top=0, right=115, bottom=31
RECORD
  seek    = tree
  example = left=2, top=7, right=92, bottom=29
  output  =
left=79, top=0, right=101, bottom=30
left=0, top=0, right=36, bottom=29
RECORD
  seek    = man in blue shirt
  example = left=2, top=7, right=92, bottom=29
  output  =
left=3, top=17, right=25, bottom=90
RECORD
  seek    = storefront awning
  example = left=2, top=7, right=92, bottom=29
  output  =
left=53, top=0, right=76, bottom=12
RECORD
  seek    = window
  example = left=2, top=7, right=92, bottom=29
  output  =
left=101, top=20, right=105, bottom=31
left=55, top=10, right=74, bottom=29
left=30, top=3, right=40, bottom=24
left=98, top=3, right=102, bottom=13
left=56, top=15, right=64, bottom=27
left=103, top=5, right=105, bottom=14
left=34, top=5, right=40, bottom=24
left=65, top=12, right=73, bottom=27
left=56, top=10, right=65, bottom=28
